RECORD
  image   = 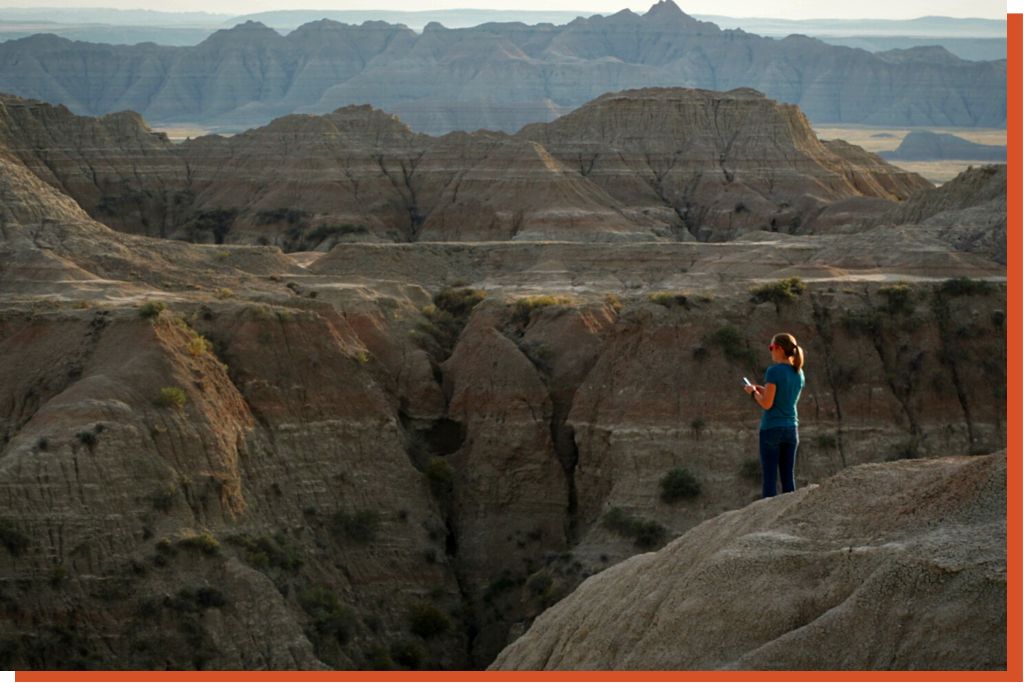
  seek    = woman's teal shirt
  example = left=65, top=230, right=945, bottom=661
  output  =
left=760, top=363, right=805, bottom=430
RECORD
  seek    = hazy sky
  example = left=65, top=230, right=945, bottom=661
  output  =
left=0, top=0, right=1006, bottom=19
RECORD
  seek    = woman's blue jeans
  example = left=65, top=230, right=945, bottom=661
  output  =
left=759, top=426, right=799, bottom=498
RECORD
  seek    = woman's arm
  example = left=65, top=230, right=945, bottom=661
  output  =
left=753, top=383, right=776, bottom=410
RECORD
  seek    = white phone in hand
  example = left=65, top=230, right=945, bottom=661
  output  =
left=742, top=377, right=753, bottom=388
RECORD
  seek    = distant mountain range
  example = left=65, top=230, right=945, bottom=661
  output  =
left=0, top=0, right=1005, bottom=133
left=0, top=5, right=1007, bottom=57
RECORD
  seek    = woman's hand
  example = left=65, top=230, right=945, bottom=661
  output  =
left=744, top=385, right=755, bottom=394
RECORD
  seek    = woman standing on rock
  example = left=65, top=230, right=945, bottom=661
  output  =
left=744, top=333, right=805, bottom=498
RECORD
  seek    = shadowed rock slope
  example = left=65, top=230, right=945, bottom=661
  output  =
left=491, top=454, right=1006, bottom=670
left=0, top=89, right=930, bottom=246
left=0, top=100, right=1007, bottom=669
left=0, top=1, right=1005, bottom=133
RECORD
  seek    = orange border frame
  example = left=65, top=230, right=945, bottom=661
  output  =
left=13, top=12, right=1024, bottom=683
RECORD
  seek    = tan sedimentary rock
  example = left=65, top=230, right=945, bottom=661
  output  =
left=1, top=88, right=932, bottom=246
left=491, top=454, right=1006, bottom=670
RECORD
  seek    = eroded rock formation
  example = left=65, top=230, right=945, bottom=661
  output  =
left=491, top=454, right=1006, bottom=670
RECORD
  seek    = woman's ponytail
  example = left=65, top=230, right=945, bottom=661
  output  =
left=792, top=344, right=804, bottom=373
left=772, top=333, right=805, bottom=373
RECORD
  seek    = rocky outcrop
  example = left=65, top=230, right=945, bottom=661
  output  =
left=0, top=89, right=930, bottom=245
left=0, top=90, right=1007, bottom=670
left=881, top=131, right=1006, bottom=161
left=518, top=88, right=930, bottom=241
left=491, top=453, right=1006, bottom=670
left=867, top=165, right=1007, bottom=265
left=0, top=1, right=1005, bottom=133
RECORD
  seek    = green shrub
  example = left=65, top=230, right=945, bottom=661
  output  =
left=878, top=283, right=914, bottom=315
left=424, top=457, right=454, bottom=499
left=0, top=519, right=29, bottom=556
left=150, top=484, right=177, bottom=512
left=526, top=571, right=554, bottom=596
left=331, top=509, right=380, bottom=544
left=602, top=507, right=667, bottom=550
left=816, top=434, right=838, bottom=450
left=937, top=277, right=995, bottom=298
left=227, top=534, right=304, bottom=572
left=648, top=292, right=689, bottom=308
left=390, top=639, right=425, bottom=669
left=660, top=468, right=702, bottom=503
left=75, top=430, right=98, bottom=448
left=690, top=417, right=706, bottom=435
left=483, top=575, right=518, bottom=604
left=750, top=278, right=805, bottom=306
left=155, top=387, right=187, bottom=409
left=186, top=334, right=211, bottom=357
left=255, top=208, right=310, bottom=226
left=414, top=286, right=486, bottom=361
left=177, top=532, right=220, bottom=556
left=138, top=301, right=166, bottom=319
left=165, top=586, right=227, bottom=613
left=299, top=587, right=354, bottom=644
left=407, top=602, right=451, bottom=639
left=510, top=295, right=573, bottom=326
left=433, top=287, right=486, bottom=318
left=306, top=224, right=368, bottom=244
left=704, top=326, right=756, bottom=367
left=839, top=310, right=880, bottom=337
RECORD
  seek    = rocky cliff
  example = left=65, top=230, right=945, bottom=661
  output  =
left=0, top=1, right=1006, bottom=133
left=491, top=453, right=1006, bottom=670
left=0, top=89, right=931, bottom=246
left=0, top=81, right=1006, bottom=670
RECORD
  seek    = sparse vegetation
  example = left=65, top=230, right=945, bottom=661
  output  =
left=299, top=587, right=355, bottom=646
left=704, top=326, right=756, bottom=367
left=424, top=457, right=454, bottom=499
left=603, top=293, right=623, bottom=312
left=150, top=484, right=177, bottom=512
left=878, top=283, right=914, bottom=315
left=815, top=434, right=838, bottom=449
left=189, top=208, right=238, bottom=244
left=0, top=519, right=30, bottom=556
left=526, top=571, right=554, bottom=596
left=330, top=509, right=380, bottom=544
left=414, top=286, right=486, bottom=362
left=186, top=334, right=211, bottom=357
left=389, top=639, right=425, bottom=669
left=659, top=467, right=701, bottom=503
left=937, top=277, right=995, bottom=298
left=75, top=430, right=98, bottom=448
left=407, top=602, right=451, bottom=639
left=155, top=386, right=187, bottom=409
left=750, top=278, right=805, bottom=307
left=648, top=291, right=689, bottom=308
left=839, top=310, right=880, bottom=337
left=176, top=532, right=220, bottom=556
left=602, top=507, right=667, bottom=550
left=255, top=208, right=310, bottom=226
left=213, top=288, right=234, bottom=300
left=227, top=534, right=303, bottom=572
left=162, top=586, right=227, bottom=613
left=510, top=295, right=573, bottom=326
left=138, top=301, right=166, bottom=319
